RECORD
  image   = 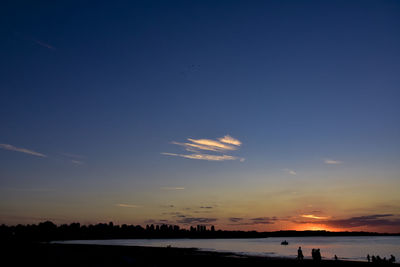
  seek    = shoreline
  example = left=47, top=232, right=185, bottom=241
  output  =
left=52, top=237, right=396, bottom=263
left=2, top=242, right=391, bottom=266
left=53, top=241, right=364, bottom=262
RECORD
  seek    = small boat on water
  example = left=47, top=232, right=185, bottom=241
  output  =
left=281, top=240, right=289, bottom=245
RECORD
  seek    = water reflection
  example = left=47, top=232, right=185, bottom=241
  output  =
left=58, top=236, right=400, bottom=262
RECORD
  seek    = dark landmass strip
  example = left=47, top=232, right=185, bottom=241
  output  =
left=1, top=221, right=399, bottom=242
left=1, top=243, right=391, bottom=267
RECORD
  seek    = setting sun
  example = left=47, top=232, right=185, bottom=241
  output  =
left=294, top=224, right=342, bottom=232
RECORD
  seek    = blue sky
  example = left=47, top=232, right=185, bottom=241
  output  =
left=1, top=0, right=399, bottom=231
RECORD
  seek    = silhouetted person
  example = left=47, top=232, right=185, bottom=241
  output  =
left=367, top=254, right=370, bottom=262
left=312, top=249, right=316, bottom=261
left=314, top=249, right=321, bottom=262
left=389, top=255, right=396, bottom=263
left=297, top=247, right=304, bottom=261
left=371, top=255, right=376, bottom=263
left=334, top=254, right=338, bottom=261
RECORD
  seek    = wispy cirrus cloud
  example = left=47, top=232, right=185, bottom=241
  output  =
left=162, top=135, right=244, bottom=162
left=228, top=217, right=278, bottom=226
left=219, top=135, right=242, bottom=146
left=61, top=152, right=86, bottom=165
left=322, top=214, right=400, bottom=228
left=161, top=187, right=185, bottom=190
left=0, top=143, right=47, bottom=158
left=163, top=211, right=186, bottom=218
left=251, top=217, right=278, bottom=224
left=115, top=203, right=142, bottom=208
left=324, top=158, right=342, bottom=164
left=229, top=217, right=244, bottom=223
left=32, top=39, right=55, bottom=50
left=161, top=152, right=241, bottom=161
left=283, top=168, right=297, bottom=175
left=186, top=138, right=236, bottom=152
left=301, top=214, right=329, bottom=220
left=176, top=217, right=217, bottom=224
left=160, top=204, right=175, bottom=208
left=299, top=214, right=400, bottom=229
left=14, top=32, right=55, bottom=50
left=71, top=160, right=84, bottom=165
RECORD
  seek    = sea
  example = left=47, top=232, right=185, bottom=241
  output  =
left=56, top=236, right=400, bottom=262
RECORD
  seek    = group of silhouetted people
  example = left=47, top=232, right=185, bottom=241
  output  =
left=296, top=247, right=321, bottom=261
left=311, top=248, right=322, bottom=261
left=296, top=249, right=396, bottom=263
left=367, top=254, right=396, bottom=264
left=296, top=247, right=397, bottom=263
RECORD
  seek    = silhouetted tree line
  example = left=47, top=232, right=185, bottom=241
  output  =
left=1, top=221, right=398, bottom=242
left=1, top=221, right=221, bottom=242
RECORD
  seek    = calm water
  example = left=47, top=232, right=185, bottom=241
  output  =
left=57, top=236, right=400, bottom=262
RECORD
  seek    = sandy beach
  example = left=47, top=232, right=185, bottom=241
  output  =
left=1, top=242, right=386, bottom=267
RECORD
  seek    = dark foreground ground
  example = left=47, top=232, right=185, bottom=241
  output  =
left=1, top=242, right=395, bottom=267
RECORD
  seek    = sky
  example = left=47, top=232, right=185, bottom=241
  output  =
left=0, top=0, right=399, bottom=232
